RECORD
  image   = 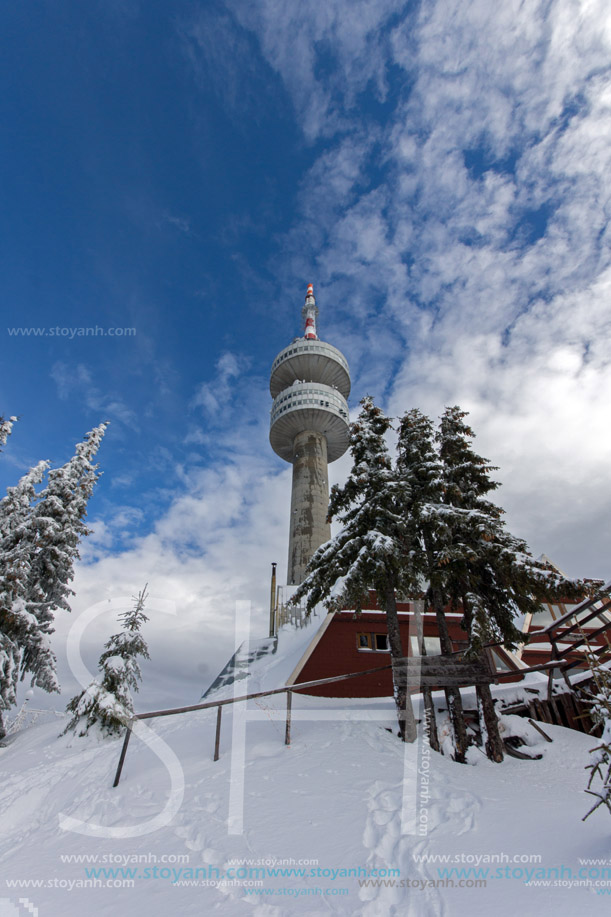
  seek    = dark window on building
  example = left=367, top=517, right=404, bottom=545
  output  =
left=357, top=632, right=389, bottom=652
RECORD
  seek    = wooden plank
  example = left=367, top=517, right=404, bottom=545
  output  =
left=392, top=658, right=493, bottom=686
left=557, top=596, right=611, bottom=631
left=393, top=656, right=486, bottom=670
left=394, top=674, right=493, bottom=687
left=527, top=702, right=537, bottom=722
left=213, top=706, right=222, bottom=762
left=562, top=694, right=582, bottom=731
left=555, top=695, right=572, bottom=729
left=393, top=664, right=492, bottom=678
left=571, top=697, right=595, bottom=734
left=482, top=648, right=498, bottom=680
left=394, top=669, right=494, bottom=684
left=548, top=696, right=562, bottom=726
left=531, top=699, right=545, bottom=723
left=568, top=693, right=586, bottom=725
left=562, top=642, right=610, bottom=672
left=554, top=620, right=611, bottom=659
left=534, top=700, right=545, bottom=723
left=538, top=700, right=551, bottom=724
left=527, top=718, right=553, bottom=742
left=392, top=664, right=482, bottom=677
left=392, top=662, right=490, bottom=677
left=393, top=671, right=490, bottom=683
left=541, top=589, right=611, bottom=633
left=496, top=659, right=568, bottom=679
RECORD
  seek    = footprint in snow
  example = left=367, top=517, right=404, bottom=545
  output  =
left=358, top=773, right=480, bottom=917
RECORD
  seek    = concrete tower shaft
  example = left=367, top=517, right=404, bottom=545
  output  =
left=270, top=285, right=351, bottom=585
left=287, top=430, right=331, bottom=585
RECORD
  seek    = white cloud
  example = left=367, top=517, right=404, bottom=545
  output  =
left=50, top=362, right=137, bottom=428
left=191, top=351, right=248, bottom=417
left=163, top=213, right=191, bottom=234
left=211, top=0, right=403, bottom=140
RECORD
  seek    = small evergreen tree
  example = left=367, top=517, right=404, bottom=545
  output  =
left=64, top=587, right=150, bottom=737
left=293, top=397, right=419, bottom=742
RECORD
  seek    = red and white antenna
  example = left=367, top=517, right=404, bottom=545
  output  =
left=302, top=283, right=318, bottom=340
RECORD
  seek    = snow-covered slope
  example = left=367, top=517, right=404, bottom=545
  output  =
left=1, top=624, right=610, bottom=917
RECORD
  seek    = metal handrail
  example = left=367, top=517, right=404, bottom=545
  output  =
left=112, top=661, right=393, bottom=787
left=111, top=638, right=598, bottom=787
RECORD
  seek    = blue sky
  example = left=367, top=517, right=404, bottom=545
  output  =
left=2, top=0, right=611, bottom=707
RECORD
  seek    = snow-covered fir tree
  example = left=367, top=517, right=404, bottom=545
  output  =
left=63, top=587, right=150, bottom=738
left=21, top=423, right=108, bottom=686
left=437, top=406, right=582, bottom=654
left=0, top=461, right=50, bottom=738
left=293, top=397, right=418, bottom=742
left=435, top=406, right=584, bottom=761
left=396, top=407, right=470, bottom=760
left=0, top=423, right=107, bottom=737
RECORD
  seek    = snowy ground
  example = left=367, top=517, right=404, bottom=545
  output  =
left=1, top=624, right=610, bottom=917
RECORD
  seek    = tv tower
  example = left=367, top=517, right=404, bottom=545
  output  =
left=270, top=284, right=351, bottom=585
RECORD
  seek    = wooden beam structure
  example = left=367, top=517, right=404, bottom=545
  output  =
left=392, top=656, right=494, bottom=688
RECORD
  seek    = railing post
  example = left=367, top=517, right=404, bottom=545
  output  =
left=285, top=691, right=292, bottom=746
left=214, top=705, right=222, bottom=761
left=113, top=722, right=133, bottom=787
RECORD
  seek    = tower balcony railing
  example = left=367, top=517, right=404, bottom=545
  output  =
left=270, top=382, right=349, bottom=427
left=271, top=339, right=349, bottom=376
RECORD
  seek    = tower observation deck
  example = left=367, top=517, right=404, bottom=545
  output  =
left=270, top=285, right=351, bottom=585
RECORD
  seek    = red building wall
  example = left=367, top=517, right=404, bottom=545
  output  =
left=292, top=610, right=467, bottom=697
left=290, top=593, right=605, bottom=697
